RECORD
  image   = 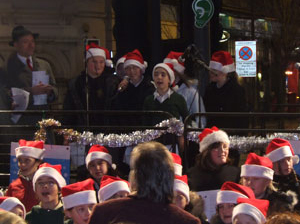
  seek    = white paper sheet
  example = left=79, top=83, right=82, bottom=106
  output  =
left=197, top=189, right=219, bottom=221
left=11, top=87, right=30, bottom=124
left=32, top=71, right=49, bottom=105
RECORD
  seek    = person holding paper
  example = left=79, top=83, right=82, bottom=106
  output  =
left=6, top=25, right=57, bottom=125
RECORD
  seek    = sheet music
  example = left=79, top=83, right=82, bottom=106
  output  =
left=32, top=71, right=49, bottom=105
left=197, top=189, right=219, bottom=221
left=11, top=87, right=30, bottom=124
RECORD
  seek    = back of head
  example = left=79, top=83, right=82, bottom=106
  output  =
left=129, top=141, right=174, bottom=204
left=266, top=212, right=300, bottom=224
left=0, top=210, right=26, bottom=224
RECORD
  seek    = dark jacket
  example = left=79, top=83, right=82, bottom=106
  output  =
left=187, top=163, right=240, bottom=191
left=210, top=214, right=226, bottom=224
left=6, top=53, right=57, bottom=125
left=88, top=196, right=201, bottom=224
left=204, top=78, right=248, bottom=129
left=63, top=69, right=119, bottom=126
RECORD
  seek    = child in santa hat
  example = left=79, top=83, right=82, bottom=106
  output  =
left=143, top=62, right=189, bottom=154
left=240, top=152, right=297, bottom=216
left=6, top=139, right=45, bottom=212
left=163, top=51, right=206, bottom=128
left=85, top=145, right=117, bottom=200
left=98, top=175, right=130, bottom=203
left=187, top=126, right=240, bottom=191
left=210, top=181, right=255, bottom=224
left=203, top=50, right=248, bottom=129
left=62, top=178, right=97, bottom=224
left=232, top=198, right=269, bottom=224
left=0, top=196, right=26, bottom=219
left=26, top=163, right=66, bottom=224
left=265, top=138, right=300, bottom=210
left=173, top=175, right=208, bottom=224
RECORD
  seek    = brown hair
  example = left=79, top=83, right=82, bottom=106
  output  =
left=129, top=141, right=174, bottom=204
left=266, top=212, right=300, bottom=224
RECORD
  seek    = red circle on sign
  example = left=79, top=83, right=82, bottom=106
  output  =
left=239, top=46, right=253, bottom=61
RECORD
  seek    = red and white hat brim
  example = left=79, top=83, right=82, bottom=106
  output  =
left=15, top=146, right=45, bottom=160
left=0, top=197, right=26, bottom=219
left=86, top=48, right=112, bottom=67
left=199, top=130, right=229, bottom=153
left=232, top=202, right=266, bottom=224
left=85, top=151, right=112, bottom=168
left=116, top=57, right=126, bottom=68
left=62, top=190, right=97, bottom=209
left=152, top=63, right=175, bottom=86
left=266, top=145, right=299, bottom=164
left=216, top=190, right=248, bottom=205
left=98, top=181, right=130, bottom=203
left=33, top=167, right=66, bottom=191
left=174, top=179, right=190, bottom=203
left=209, top=61, right=235, bottom=74
left=174, top=163, right=182, bottom=176
left=241, top=164, right=274, bottom=180
left=124, top=59, right=147, bottom=73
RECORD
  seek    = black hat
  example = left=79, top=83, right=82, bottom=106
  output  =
left=9, top=25, right=39, bottom=46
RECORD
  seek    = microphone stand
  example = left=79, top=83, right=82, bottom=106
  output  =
left=84, top=38, right=90, bottom=127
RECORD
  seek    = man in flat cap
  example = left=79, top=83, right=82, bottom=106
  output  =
left=6, top=25, right=57, bottom=125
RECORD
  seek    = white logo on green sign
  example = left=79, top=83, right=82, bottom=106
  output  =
left=192, top=0, right=214, bottom=28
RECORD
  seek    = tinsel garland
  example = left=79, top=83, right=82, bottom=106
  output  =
left=35, top=118, right=300, bottom=153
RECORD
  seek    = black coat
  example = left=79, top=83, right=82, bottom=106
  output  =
left=63, top=70, right=119, bottom=126
left=204, top=78, right=248, bottom=129
left=187, top=163, right=240, bottom=192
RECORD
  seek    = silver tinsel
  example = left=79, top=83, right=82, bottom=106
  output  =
left=37, top=118, right=300, bottom=153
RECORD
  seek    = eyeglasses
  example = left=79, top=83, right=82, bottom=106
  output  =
left=36, top=180, right=56, bottom=188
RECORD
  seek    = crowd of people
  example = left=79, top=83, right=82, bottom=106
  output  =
left=1, top=25, right=299, bottom=223
left=1, top=130, right=300, bottom=224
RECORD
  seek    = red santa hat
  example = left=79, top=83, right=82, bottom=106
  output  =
left=198, top=126, right=230, bottom=153
left=241, top=153, right=274, bottom=180
left=232, top=198, right=269, bottom=224
left=15, top=139, right=45, bottom=160
left=163, top=51, right=185, bottom=75
left=152, top=62, right=175, bottom=86
left=209, top=51, right=235, bottom=74
left=116, top=55, right=126, bottom=68
left=216, top=181, right=255, bottom=205
left=85, top=145, right=112, bottom=168
left=86, top=43, right=113, bottom=67
left=62, top=178, right=97, bottom=210
left=174, top=175, right=190, bottom=203
left=123, top=49, right=148, bottom=73
left=98, top=175, right=130, bottom=202
left=33, top=163, right=66, bottom=191
left=171, top=153, right=182, bottom=176
left=0, top=196, right=26, bottom=219
left=265, top=138, right=299, bottom=164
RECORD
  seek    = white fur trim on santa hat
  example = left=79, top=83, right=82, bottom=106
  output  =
left=266, top=145, right=299, bottom=164
left=0, top=197, right=26, bottom=219
left=174, top=179, right=190, bottom=203
left=241, top=164, right=274, bottom=180
left=124, top=59, right=147, bottom=73
left=232, top=202, right=266, bottom=224
left=209, top=61, right=235, bottom=74
left=98, top=181, right=130, bottom=203
left=174, top=163, right=182, bottom=176
left=86, top=48, right=112, bottom=67
left=199, top=130, right=230, bottom=153
left=216, top=190, right=248, bottom=205
left=33, top=167, right=66, bottom=191
left=85, top=151, right=112, bottom=168
left=62, top=190, right=97, bottom=210
left=153, top=63, right=175, bottom=86
left=15, top=146, right=45, bottom=160
left=116, top=57, right=126, bottom=68
left=173, top=63, right=185, bottom=74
